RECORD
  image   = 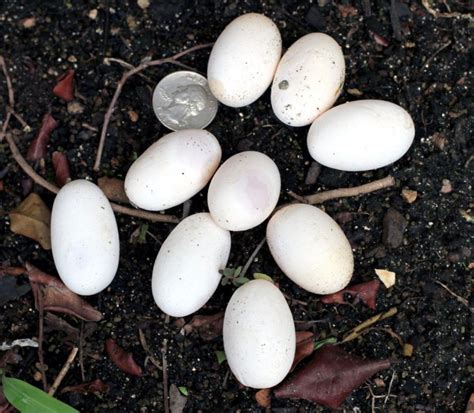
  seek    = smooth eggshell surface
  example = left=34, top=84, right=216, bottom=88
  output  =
left=307, top=99, right=415, bottom=171
left=267, top=204, right=353, bottom=295
left=207, top=151, right=281, bottom=231
left=207, top=13, right=282, bottom=107
left=51, top=180, right=120, bottom=296
left=271, top=33, right=345, bottom=127
left=124, top=129, right=221, bottom=211
left=152, top=213, right=231, bottom=317
left=223, top=279, right=295, bottom=388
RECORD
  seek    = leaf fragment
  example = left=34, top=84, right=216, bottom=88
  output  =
left=255, top=388, right=271, bottom=408
left=183, top=312, right=224, bottom=341
left=105, top=338, right=142, bottom=376
left=169, top=384, right=187, bottom=413
left=53, top=69, right=75, bottom=102
left=321, top=280, right=381, bottom=310
left=26, top=113, right=58, bottom=162
left=9, top=193, right=51, bottom=249
left=60, top=379, right=108, bottom=395
left=52, top=151, right=71, bottom=187
left=97, top=177, right=129, bottom=204
left=275, top=345, right=391, bottom=409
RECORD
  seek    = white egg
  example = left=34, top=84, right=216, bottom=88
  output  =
left=267, top=204, right=353, bottom=295
left=207, top=151, right=281, bottom=231
left=271, top=33, right=345, bottom=127
left=207, top=13, right=282, bottom=107
left=51, top=180, right=120, bottom=296
left=223, top=279, right=295, bottom=388
left=152, top=213, right=231, bottom=317
left=307, top=99, right=415, bottom=171
left=124, top=129, right=221, bottom=211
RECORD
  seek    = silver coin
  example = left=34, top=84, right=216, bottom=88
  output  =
left=152, top=71, right=218, bottom=131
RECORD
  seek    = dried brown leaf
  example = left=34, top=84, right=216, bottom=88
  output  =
left=292, top=331, right=315, bottom=371
left=9, top=193, right=51, bottom=249
left=321, top=280, right=381, bottom=310
left=97, top=177, right=129, bottom=204
left=26, top=113, right=58, bottom=162
left=26, top=263, right=103, bottom=322
left=61, top=379, right=109, bottom=395
left=183, top=312, right=224, bottom=341
left=52, top=151, right=71, bottom=187
left=105, top=338, right=142, bottom=376
left=275, top=345, right=391, bottom=409
left=170, top=384, right=188, bottom=413
left=53, top=69, right=75, bottom=102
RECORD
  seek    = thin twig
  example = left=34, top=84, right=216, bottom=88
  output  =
left=3, top=132, right=179, bottom=223
left=421, top=0, right=473, bottom=19
left=435, top=280, right=472, bottom=312
left=48, top=346, right=79, bottom=396
left=422, top=41, right=452, bottom=70
left=139, top=328, right=162, bottom=370
left=342, top=307, right=398, bottom=343
left=384, top=371, right=396, bottom=407
left=79, top=322, right=85, bottom=382
left=293, top=175, right=395, bottom=205
left=36, top=288, right=48, bottom=391
left=162, top=336, right=169, bottom=413
left=239, top=237, right=267, bottom=279
left=94, top=43, right=213, bottom=171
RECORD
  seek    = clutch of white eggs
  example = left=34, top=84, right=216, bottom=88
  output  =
left=50, top=12, right=415, bottom=389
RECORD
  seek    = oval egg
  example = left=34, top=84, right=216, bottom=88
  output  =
left=207, top=13, right=282, bottom=107
left=51, top=180, right=120, bottom=296
left=207, top=151, right=281, bottom=231
left=124, top=129, right=221, bottom=211
left=307, top=99, right=415, bottom=171
left=271, top=33, right=345, bottom=127
left=267, top=204, right=353, bottom=295
left=152, top=213, right=231, bottom=317
left=223, top=279, right=295, bottom=388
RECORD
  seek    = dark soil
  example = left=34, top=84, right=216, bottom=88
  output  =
left=0, top=1, right=472, bottom=412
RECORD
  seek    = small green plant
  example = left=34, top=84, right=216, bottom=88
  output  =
left=314, top=337, right=337, bottom=350
left=220, top=266, right=249, bottom=286
left=178, top=386, right=189, bottom=396
left=253, top=272, right=274, bottom=283
left=215, top=350, right=227, bottom=364
left=1, top=371, right=78, bottom=413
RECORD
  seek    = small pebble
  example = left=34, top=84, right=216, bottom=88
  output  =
left=137, top=0, right=150, bottom=9
left=33, top=371, right=42, bottom=381
left=440, top=179, right=452, bottom=194
left=401, top=188, right=418, bottom=204
left=383, top=208, right=408, bottom=249
left=88, top=9, right=98, bottom=20
left=21, top=17, right=36, bottom=29
left=67, top=101, right=84, bottom=115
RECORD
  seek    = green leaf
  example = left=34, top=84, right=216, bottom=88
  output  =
left=215, top=350, right=227, bottom=364
left=2, top=376, right=78, bottom=413
left=313, top=337, right=337, bottom=350
left=221, top=277, right=229, bottom=286
left=178, top=386, right=189, bottom=396
left=222, top=268, right=234, bottom=277
left=137, top=224, right=149, bottom=243
left=233, top=266, right=242, bottom=277
left=253, top=272, right=274, bottom=283
left=233, top=276, right=250, bottom=286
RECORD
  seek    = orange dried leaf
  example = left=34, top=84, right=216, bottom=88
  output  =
left=255, top=388, right=271, bottom=408
left=53, top=69, right=75, bottom=102
left=9, top=193, right=51, bottom=249
left=105, top=338, right=142, bottom=376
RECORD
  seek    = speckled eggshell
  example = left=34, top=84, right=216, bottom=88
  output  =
left=207, top=13, right=282, bottom=107
left=51, top=180, right=120, bottom=296
left=152, top=213, right=231, bottom=317
left=124, top=129, right=221, bottom=211
left=307, top=99, right=415, bottom=171
left=207, top=151, right=281, bottom=231
left=271, top=33, right=345, bottom=127
left=223, top=279, right=295, bottom=389
left=266, top=204, right=353, bottom=295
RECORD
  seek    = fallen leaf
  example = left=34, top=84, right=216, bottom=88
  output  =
left=26, top=113, right=58, bottom=162
left=61, top=379, right=109, bottom=395
left=255, top=388, right=271, bottom=408
left=0, top=350, right=22, bottom=368
left=292, top=331, right=315, bottom=370
left=275, top=345, right=391, bottom=409
left=375, top=269, right=396, bottom=288
left=26, top=263, right=103, bottom=322
left=52, top=151, right=71, bottom=187
left=321, top=280, right=381, bottom=310
left=9, top=193, right=51, bottom=249
left=97, top=177, right=129, bottom=204
left=0, top=273, right=30, bottom=306
left=183, top=312, right=224, bottom=341
left=44, top=313, right=79, bottom=343
left=169, top=383, right=187, bottom=413
left=53, top=70, right=75, bottom=102
left=370, top=30, right=389, bottom=47
left=105, top=338, right=142, bottom=376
